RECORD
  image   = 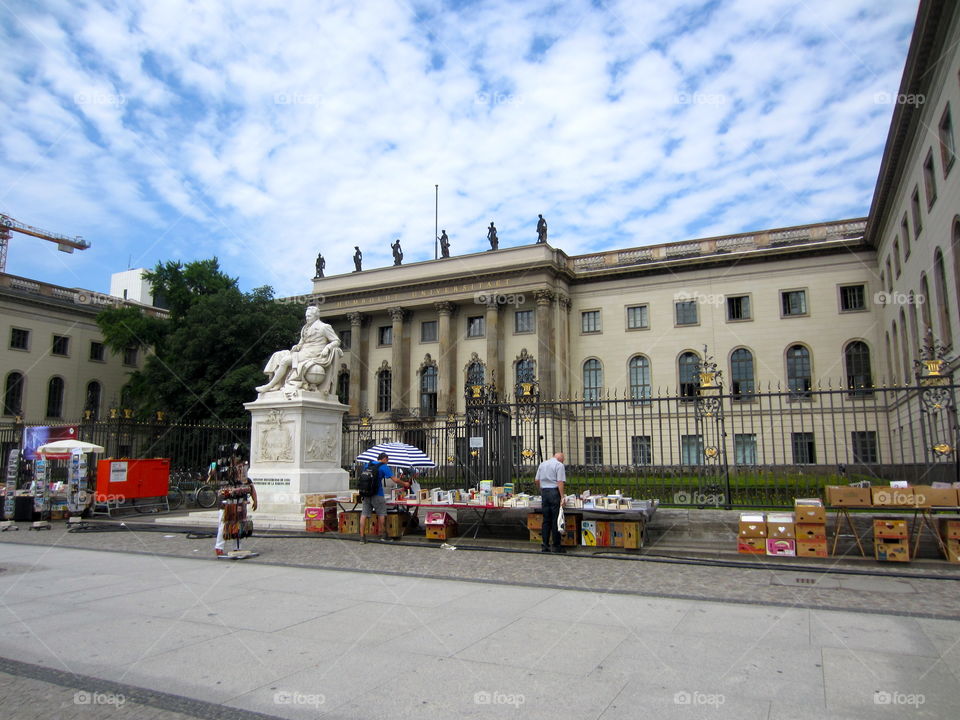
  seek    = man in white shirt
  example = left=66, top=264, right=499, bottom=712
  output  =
left=535, top=451, right=566, bottom=553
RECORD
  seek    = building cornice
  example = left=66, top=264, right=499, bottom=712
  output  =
left=865, top=0, right=950, bottom=247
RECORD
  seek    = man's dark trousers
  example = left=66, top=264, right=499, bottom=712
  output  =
left=541, top=487, right=562, bottom=550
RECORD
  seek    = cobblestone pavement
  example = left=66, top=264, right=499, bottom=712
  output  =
left=1, top=511, right=958, bottom=621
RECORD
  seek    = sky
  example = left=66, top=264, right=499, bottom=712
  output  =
left=0, top=0, right=919, bottom=298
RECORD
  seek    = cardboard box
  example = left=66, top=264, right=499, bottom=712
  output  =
left=940, top=519, right=960, bottom=540
left=427, top=523, right=457, bottom=540
left=794, top=499, right=826, bottom=524
left=875, top=541, right=910, bottom=562
left=795, top=523, right=827, bottom=541
left=304, top=506, right=336, bottom=521
left=796, top=540, right=829, bottom=558
left=425, top=511, right=456, bottom=526
left=596, top=521, right=611, bottom=547
left=581, top=520, right=597, bottom=546
left=305, top=517, right=337, bottom=533
left=338, top=509, right=360, bottom=534
left=527, top=513, right=543, bottom=530
left=945, top=539, right=960, bottom=563
left=825, top=486, right=872, bottom=507
left=911, top=486, right=959, bottom=508
left=767, top=513, right=796, bottom=540
left=737, top=537, right=766, bottom=554
left=739, top=512, right=767, bottom=538
left=871, top=487, right=915, bottom=507
left=873, top=518, right=908, bottom=539
left=622, top=521, right=643, bottom=549
left=765, top=538, right=796, bottom=556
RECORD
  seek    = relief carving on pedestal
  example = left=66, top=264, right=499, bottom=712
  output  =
left=305, top=425, right=338, bottom=462
left=257, top=409, right=294, bottom=462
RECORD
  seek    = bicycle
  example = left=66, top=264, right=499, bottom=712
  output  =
left=171, top=467, right=220, bottom=508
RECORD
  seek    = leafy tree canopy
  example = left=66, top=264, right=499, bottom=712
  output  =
left=96, top=259, right=304, bottom=422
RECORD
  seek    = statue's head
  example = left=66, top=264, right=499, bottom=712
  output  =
left=305, top=305, right=320, bottom=321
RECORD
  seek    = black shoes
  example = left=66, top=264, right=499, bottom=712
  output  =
left=552, top=546, right=567, bottom=554
left=541, top=546, right=551, bottom=553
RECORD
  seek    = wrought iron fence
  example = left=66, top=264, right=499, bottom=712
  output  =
left=343, top=380, right=959, bottom=508
left=0, top=416, right=250, bottom=481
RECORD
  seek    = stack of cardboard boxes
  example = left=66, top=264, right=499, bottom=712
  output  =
left=941, top=519, right=960, bottom=562
left=738, top=500, right=828, bottom=558
left=303, top=494, right=338, bottom=533
left=794, top=499, right=828, bottom=558
left=424, top=511, right=457, bottom=540
left=527, top=512, right=582, bottom=546
left=874, top=517, right=910, bottom=561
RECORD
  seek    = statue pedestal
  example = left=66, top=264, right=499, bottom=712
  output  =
left=243, top=391, right=349, bottom=517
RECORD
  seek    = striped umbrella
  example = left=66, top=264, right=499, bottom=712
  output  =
left=356, top=442, right=435, bottom=468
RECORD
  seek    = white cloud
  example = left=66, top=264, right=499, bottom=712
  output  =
left=0, top=0, right=918, bottom=294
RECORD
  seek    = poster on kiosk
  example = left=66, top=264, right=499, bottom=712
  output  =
left=33, top=457, right=49, bottom=518
left=3, top=450, right=17, bottom=519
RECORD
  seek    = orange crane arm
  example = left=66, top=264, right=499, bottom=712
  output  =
left=0, top=213, right=90, bottom=272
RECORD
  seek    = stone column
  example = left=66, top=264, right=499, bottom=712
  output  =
left=346, top=312, right=365, bottom=416
left=389, top=307, right=406, bottom=414
left=435, top=302, right=455, bottom=414
left=485, top=298, right=502, bottom=395
left=535, top=290, right=556, bottom=399
left=557, top=294, right=571, bottom=398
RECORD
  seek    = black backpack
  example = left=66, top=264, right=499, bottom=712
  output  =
left=358, top=462, right=381, bottom=498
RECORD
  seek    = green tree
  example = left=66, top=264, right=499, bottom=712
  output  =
left=96, top=259, right=304, bottom=422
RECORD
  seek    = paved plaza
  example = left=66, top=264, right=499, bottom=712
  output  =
left=0, top=524, right=958, bottom=719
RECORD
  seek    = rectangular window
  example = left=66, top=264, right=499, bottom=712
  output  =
left=9, top=328, right=29, bottom=350
left=734, top=434, right=757, bottom=464
left=584, top=436, right=603, bottom=465
left=514, top=310, right=533, bottom=334
left=839, top=284, right=866, bottom=312
left=378, top=326, right=392, bottom=346
left=377, top=371, right=392, bottom=413
left=851, top=431, right=878, bottom=463
left=893, top=239, right=902, bottom=277
left=726, top=295, right=751, bottom=321
left=939, top=105, right=955, bottom=176
left=791, top=432, right=816, bottom=464
left=901, top=215, right=911, bottom=259
left=420, top=321, right=437, bottom=343
left=885, top=258, right=893, bottom=292
left=51, top=335, right=69, bottom=356
left=626, top=305, right=649, bottom=330
left=340, top=329, right=352, bottom=350
left=122, top=346, right=138, bottom=366
left=581, top=310, right=601, bottom=333
left=911, top=186, right=922, bottom=239
left=467, top=316, right=485, bottom=338
left=681, top=435, right=704, bottom=465
left=631, top=435, right=652, bottom=465
left=675, top=300, right=698, bottom=325
left=781, top=290, right=807, bottom=317
left=89, top=341, right=105, bottom=362
left=923, top=150, right=937, bottom=208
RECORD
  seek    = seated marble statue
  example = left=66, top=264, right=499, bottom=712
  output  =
left=256, top=306, right=343, bottom=396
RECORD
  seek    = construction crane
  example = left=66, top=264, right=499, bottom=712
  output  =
left=0, top=213, right=90, bottom=273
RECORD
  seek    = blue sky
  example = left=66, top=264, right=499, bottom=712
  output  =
left=0, top=0, right=918, bottom=297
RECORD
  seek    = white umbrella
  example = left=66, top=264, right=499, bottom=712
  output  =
left=36, top=440, right=106, bottom=455
left=356, top=441, right=435, bottom=468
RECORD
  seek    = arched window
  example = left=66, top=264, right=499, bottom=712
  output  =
left=891, top=321, right=902, bottom=383
left=844, top=341, right=873, bottom=396
left=515, top=358, right=535, bottom=385
left=3, top=372, right=24, bottom=416
left=336, top=370, right=349, bottom=406
left=884, top=331, right=893, bottom=386
left=466, top=361, right=484, bottom=386
left=678, top=351, right=700, bottom=399
left=85, top=381, right=102, bottom=420
left=899, top=309, right=911, bottom=383
left=46, top=377, right=65, bottom=418
left=420, top=365, right=437, bottom=417
left=920, top=273, right=933, bottom=333
left=628, top=356, right=650, bottom=404
left=786, top=345, right=811, bottom=399
left=934, top=248, right=953, bottom=346
left=730, top=348, right=754, bottom=400
left=583, top=359, right=602, bottom=407
left=376, top=369, right=392, bottom=413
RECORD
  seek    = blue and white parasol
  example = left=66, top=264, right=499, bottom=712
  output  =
left=356, top=441, right=435, bottom=468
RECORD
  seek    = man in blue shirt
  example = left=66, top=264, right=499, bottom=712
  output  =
left=361, top=452, right=398, bottom=543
